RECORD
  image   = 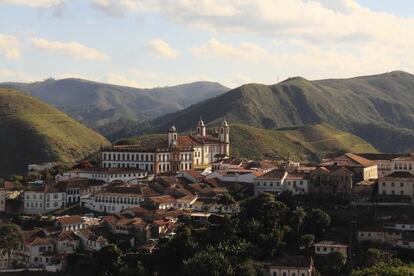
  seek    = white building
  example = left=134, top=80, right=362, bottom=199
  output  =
left=263, top=256, right=314, bottom=276
left=75, top=228, right=108, bottom=251
left=391, top=154, right=414, bottom=174
left=56, top=215, right=86, bottom=231
left=100, top=119, right=230, bottom=174
left=255, top=169, right=309, bottom=196
left=378, top=171, right=414, bottom=198
left=314, top=241, right=348, bottom=257
left=56, top=231, right=80, bottom=255
left=205, top=169, right=260, bottom=184
left=81, top=184, right=158, bottom=214
left=24, top=185, right=66, bottom=214
left=59, top=167, right=149, bottom=183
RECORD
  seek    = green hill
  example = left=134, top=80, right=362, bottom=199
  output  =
left=0, top=78, right=228, bottom=131
left=148, top=71, right=414, bottom=153
left=0, top=88, right=110, bottom=177
left=117, top=123, right=377, bottom=162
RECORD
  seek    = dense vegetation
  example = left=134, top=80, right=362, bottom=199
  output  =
left=118, top=123, right=377, bottom=162
left=135, top=71, right=414, bottom=153
left=0, top=88, right=110, bottom=177
left=0, top=78, right=228, bottom=130
left=64, top=193, right=342, bottom=276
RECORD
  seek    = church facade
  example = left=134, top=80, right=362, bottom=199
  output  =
left=101, top=118, right=230, bottom=174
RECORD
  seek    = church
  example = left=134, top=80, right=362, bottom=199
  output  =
left=100, top=118, right=230, bottom=174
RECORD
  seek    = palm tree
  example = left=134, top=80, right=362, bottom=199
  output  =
left=0, top=223, right=23, bottom=268
left=291, top=207, right=306, bottom=233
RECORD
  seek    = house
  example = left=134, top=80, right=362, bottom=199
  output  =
left=357, top=227, right=403, bottom=243
left=24, top=184, right=66, bottom=214
left=56, top=215, right=86, bottom=231
left=396, top=235, right=414, bottom=250
left=75, top=228, right=108, bottom=251
left=81, top=184, right=158, bottom=214
left=58, top=178, right=106, bottom=204
left=176, top=170, right=204, bottom=183
left=377, top=171, right=414, bottom=199
left=358, top=153, right=411, bottom=178
left=391, top=154, right=414, bottom=174
left=314, top=241, right=348, bottom=257
left=205, top=169, right=261, bottom=184
left=190, top=197, right=240, bottom=214
left=101, top=119, right=230, bottom=173
left=309, top=167, right=354, bottom=197
left=255, top=169, right=309, bottom=196
left=211, top=158, right=244, bottom=172
left=319, top=153, right=378, bottom=182
left=20, top=228, right=56, bottom=267
left=55, top=230, right=80, bottom=254
left=59, top=168, right=149, bottom=184
left=263, top=256, right=314, bottom=276
left=145, top=194, right=198, bottom=210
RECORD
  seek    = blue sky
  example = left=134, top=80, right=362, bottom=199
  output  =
left=0, top=0, right=413, bottom=88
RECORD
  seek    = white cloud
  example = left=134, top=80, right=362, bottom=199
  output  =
left=0, top=0, right=65, bottom=8
left=31, top=37, right=108, bottom=61
left=191, top=38, right=266, bottom=62
left=0, top=34, right=20, bottom=60
left=147, top=38, right=179, bottom=59
left=0, top=69, right=36, bottom=82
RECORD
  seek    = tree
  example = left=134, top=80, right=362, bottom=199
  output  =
left=95, top=244, right=124, bottom=276
left=0, top=223, right=23, bottom=268
left=218, top=193, right=236, bottom=206
left=327, top=251, right=346, bottom=274
left=291, top=207, right=306, bottom=233
left=183, top=246, right=234, bottom=276
left=303, top=208, right=331, bottom=238
left=364, top=248, right=393, bottom=267
left=299, top=234, right=315, bottom=250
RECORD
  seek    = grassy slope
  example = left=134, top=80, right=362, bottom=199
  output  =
left=150, top=71, right=414, bottom=153
left=0, top=88, right=110, bottom=177
left=118, top=123, right=377, bottom=162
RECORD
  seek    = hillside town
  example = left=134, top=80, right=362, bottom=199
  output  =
left=1, top=120, right=414, bottom=275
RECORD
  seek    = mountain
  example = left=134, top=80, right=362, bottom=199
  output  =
left=148, top=71, right=414, bottom=153
left=0, top=78, right=229, bottom=130
left=117, top=123, right=377, bottom=162
left=0, top=88, right=110, bottom=177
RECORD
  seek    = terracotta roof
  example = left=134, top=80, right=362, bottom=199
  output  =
left=180, top=170, right=204, bottom=179
left=57, top=230, right=79, bottom=241
left=69, top=167, right=147, bottom=174
left=57, top=215, right=84, bottom=225
left=392, top=154, right=414, bottom=161
left=314, top=240, right=348, bottom=247
left=257, top=169, right=287, bottom=179
left=148, top=195, right=176, bottom=204
left=358, top=153, right=411, bottom=161
left=319, top=153, right=376, bottom=168
left=383, top=171, right=414, bottom=179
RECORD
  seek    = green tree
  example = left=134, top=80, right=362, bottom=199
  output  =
left=291, top=206, right=306, bottom=233
left=364, top=248, right=393, bottom=267
left=327, top=251, right=347, bottom=274
left=183, top=246, right=234, bottom=276
left=95, top=244, right=124, bottom=276
left=303, top=208, right=331, bottom=238
left=299, top=234, right=315, bottom=250
left=218, top=193, right=236, bottom=206
left=0, top=223, right=23, bottom=268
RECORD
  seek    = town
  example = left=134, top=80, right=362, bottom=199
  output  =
left=1, top=120, right=414, bottom=275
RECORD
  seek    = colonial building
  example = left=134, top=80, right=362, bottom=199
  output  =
left=319, top=153, right=378, bottom=182
left=314, top=241, right=348, bottom=257
left=309, top=167, right=354, bottom=196
left=377, top=171, right=414, bottom=198
left=255, top=168, right=309, bottom=196
left=81, top=184, right=159, bottom=214
left=358, top=153, right=411, bottom=178
left=24, top=184, right=66, bottom=214
left=59, top=167, right=149, bottom=183
left=100, top=118, right=230, bottom=174
left=263, top=256, right=314, bottom=276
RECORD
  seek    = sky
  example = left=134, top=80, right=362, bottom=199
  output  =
left=0, top=0, right=414, bottom=88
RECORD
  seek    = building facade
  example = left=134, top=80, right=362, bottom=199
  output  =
left=24, top=185, right=66, bottom=214
left=101, top=119, right=230, bottom=173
